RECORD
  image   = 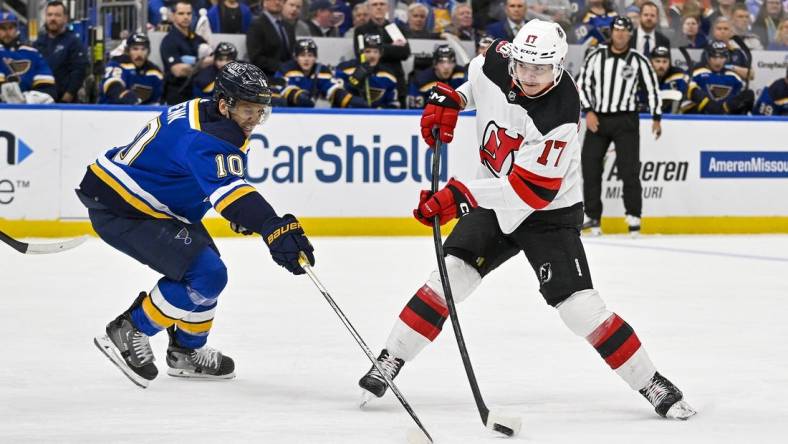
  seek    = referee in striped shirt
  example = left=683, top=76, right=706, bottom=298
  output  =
left=577, top=16, right=662, bottom=236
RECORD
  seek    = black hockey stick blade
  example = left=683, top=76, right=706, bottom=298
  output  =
left=429, top=140, right=522, bottom=438
left=0, top=229, right=88, bottom=255
left=297, top=253, right=434, bottom=443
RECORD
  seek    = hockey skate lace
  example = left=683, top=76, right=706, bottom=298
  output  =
left=191, top=347, right=220, bottom=370
left=371, top=355, right=400, bottom=382
left=132, top=331, right=154, bottom=363
left=643, top=379, right=670, bottom=407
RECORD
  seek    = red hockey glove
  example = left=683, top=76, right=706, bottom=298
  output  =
left=420, top=82, right=463, bottom=147
left=414, top=178, right=478, bottom=227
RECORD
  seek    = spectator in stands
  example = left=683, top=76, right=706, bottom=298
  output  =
left=631, top=1, right=671, bottom=55
left=306, top=0, right=340, bottom=37
left=406, top=44, right=465, bottom=109
left=648, top=46, right=689, bottom=113
left=354, top=0, right=411, bottom=106
left=275, top=38, right=367, bottom=107
left=667, top=0, right=709, bottom=37
left=576, top=0, right=618, bottom=47
left=0, top=12, right=56, bottom=104
left=731, top=3, right=764, bottom=49
left=337, top=34, right=400, bottom=108
left=768, top=18, right=788, bottom=50
left=283, top=0, right=311, bottom=37
left=160, top=1, right=211, bottom=104
left=344, top=2, right=370, bottom=38
left=706, top=0, right=736, bottom=29
left=402, top=3, right=440, bottom=39
left=680, top=15, right=708, bottom=48
left=207, top=0, right=253, bottom=34
left=625, top=5, right=641, bottom=29
left=753, top=0, right=785, bottom=47
left=193, top=42, right=237, bottom=99
left=683, top=40, right=754, bottom=114
left=486, top=0, right=527, bottom=40
left=525, top=0, right=572, bottom=33
left=753, top=66, right=787, bottom=115
left=444, top=3, right=477, bottom=41
left=703, top=16, right=753, bottom=81
left=419, top=0, right=455, bottom=34
left=100, top=33, right=163, bottom=105
left=247, top=0, right=296, bottom=77
left=33, top=1, right=88, bottom=103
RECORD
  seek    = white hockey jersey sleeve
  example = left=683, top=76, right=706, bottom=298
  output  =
left=456, top=55, right=483, bottom=111
left=464, top=121, right=580, bottom=214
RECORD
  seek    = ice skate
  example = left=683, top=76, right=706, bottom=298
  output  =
left=639, top=372, right=697, bottom=420
left=581, top=216, right=602, bottom=236
left=626, top=215, right=641, bottom=237
left=359, top=349, right=404, bottom=407
left=166, top=327, right=235, bottom=379
left=94, top=294, right=158, bottom=389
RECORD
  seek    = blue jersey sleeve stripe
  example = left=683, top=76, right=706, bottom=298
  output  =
left=188, top=99, right=202, bottom=130
left=209, top=178, right=247, bottom=206
left=215, top=185, right=257, bottom=213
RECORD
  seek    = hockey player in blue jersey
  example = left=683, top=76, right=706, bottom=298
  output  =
left=407, top=45, right=465, bottom=109
left=336, top=34, right=400, bottom=109
left=753, top=67, right=787, bottom=116
left=275, top=38, right=367, bottom=108
left=100, top=33, right=164, bottom=105
left=683, top=41, right=754, bottom=115
left=643, top=46, right=688, bottom=114
left=575, top=0, right=617, bottom=47
left=192, top=42, right=237, bottom=100
left=79, top=61, right=315, bottom=388
left=0, top=12, right=56, bottom=104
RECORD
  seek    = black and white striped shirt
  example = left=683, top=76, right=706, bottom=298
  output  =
left=577, top=46, right=662, bottom=119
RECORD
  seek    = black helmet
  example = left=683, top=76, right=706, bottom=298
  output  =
left=362, top=34, right=383, bottom=51
left=611, top=16, right=634, bottom=32
left=433, top=44, right=456, bottom=64
left=649, top=45, right=670, bottom=60
left=213, top=42, right=238, bottom=60
left=705, top=40, right=729, bottom=59
left=126, top=32, right=150, bottom=50
left=294, top=38, right=318, bottom=57
left=214, top=61, right=272, bottom=106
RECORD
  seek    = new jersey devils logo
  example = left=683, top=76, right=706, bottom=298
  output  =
left=480, top=121, right=524, bottom=177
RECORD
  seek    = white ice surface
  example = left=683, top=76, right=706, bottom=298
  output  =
left=1, top=235, right=787, bottom=443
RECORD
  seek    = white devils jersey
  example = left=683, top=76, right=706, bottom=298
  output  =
left=455, top=40, right=583, bottom=234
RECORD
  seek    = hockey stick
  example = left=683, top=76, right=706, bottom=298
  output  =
left=296, top=253, right=434, bottom=444
left=429, top=140, right=522, bottom=437
left=730, top=35, right=753, bottom=92
left=0, top=229, right=88, bottom=255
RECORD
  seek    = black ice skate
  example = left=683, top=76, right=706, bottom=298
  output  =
left=93, top=293, right=158, bottom=389
left=359, top=349, right=404, bottom=407
left=639, top=372, right=697, bottom=420
left=165, top=327, right=235, bottom=379
left=581, top=216, right=602, bottom=236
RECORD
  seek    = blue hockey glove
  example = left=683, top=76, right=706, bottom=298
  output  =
left=261, top=214, right=315, bottom=275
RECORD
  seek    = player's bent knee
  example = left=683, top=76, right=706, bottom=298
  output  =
left=556, top=289, right=611, bottom=337
left=186, top=248, right=228, bottom=301
left=425, top=255, right=481, bottom=303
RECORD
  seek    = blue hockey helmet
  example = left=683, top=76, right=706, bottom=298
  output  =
left=214, top=61, right=272, bottom=106
left=126, top=33, right=150, bottom=50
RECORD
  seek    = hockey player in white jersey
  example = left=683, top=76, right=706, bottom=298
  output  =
left=358, top=19, right=696, bottom=420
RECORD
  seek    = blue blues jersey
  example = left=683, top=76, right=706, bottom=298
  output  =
left=193, top=65, right=219, bottom=99
left=407, top=66, right=465, bottom=109
left=274, top=60, right=347, bottom=106
left=100, top=55, right=164, bottom=105
left=638, top=66, right=688, bottom=113
left=753, top=78, right=787, bottom=116
left=335, top=60, right=399, bottom=108
left=684, top=66, right=744, bottom=113
left=575, top=10, right=617, bottom=47
left=0, top=40, right=56, bottom=98
left=78, top=99, right=276, bottom=232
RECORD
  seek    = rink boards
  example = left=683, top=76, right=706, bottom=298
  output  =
left=1, top=104, right=787, bottom=236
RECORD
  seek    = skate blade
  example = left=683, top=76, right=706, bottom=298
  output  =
left=665, top=400, right=697, bottom=420
left=359, top=389, right=377, bottom=408
left=94, top=335, right=150, bottom=389
left=166, top=368, right=236, bottom=380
